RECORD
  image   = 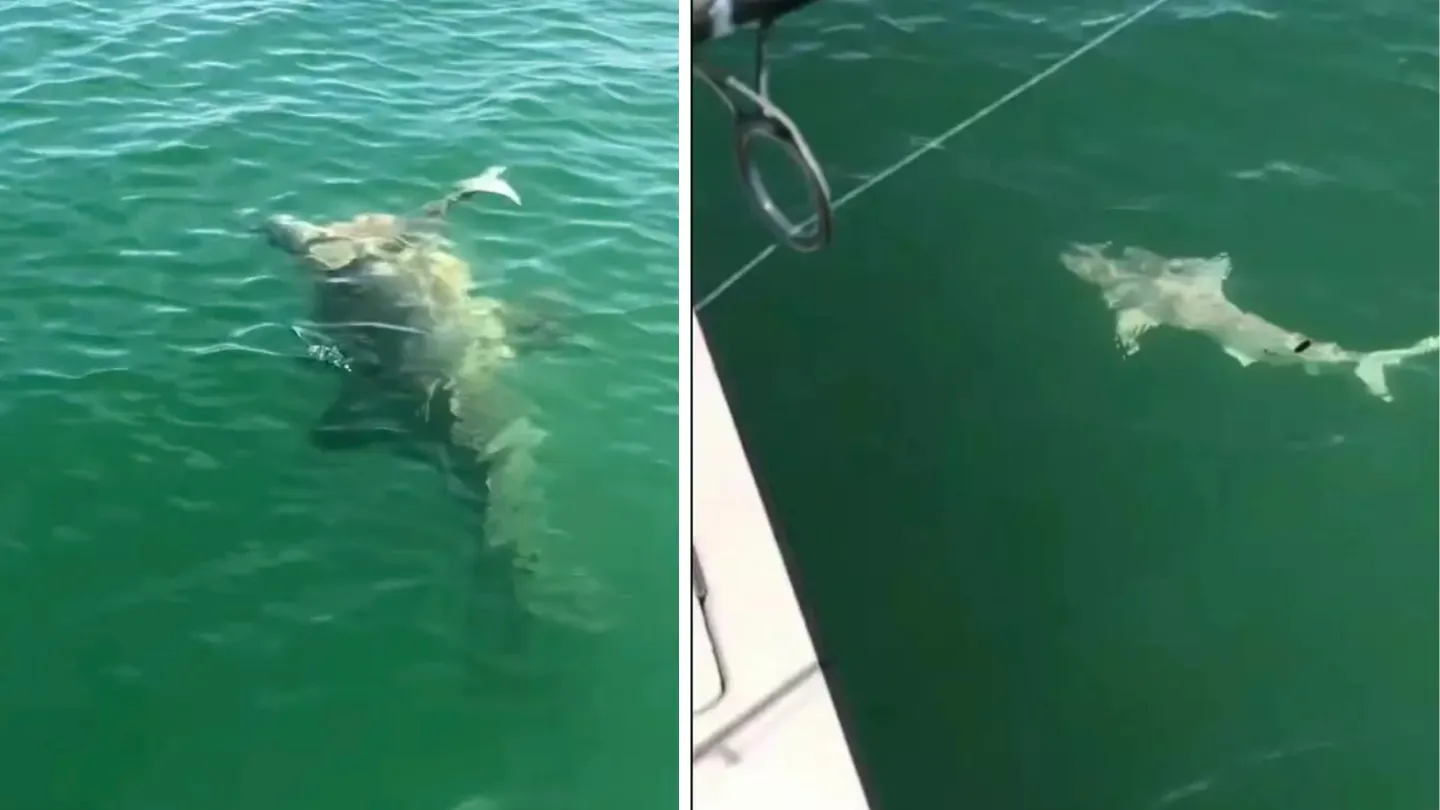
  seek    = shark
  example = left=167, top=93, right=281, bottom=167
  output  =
left=262, top=167, right=564, bottom=664
left=1059, top=243, right=1439, bottom=402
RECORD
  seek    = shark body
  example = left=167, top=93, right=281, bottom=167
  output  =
left=263, top=167, right=559, bottom=662
left=1059, top=243, right=1438, bottom=402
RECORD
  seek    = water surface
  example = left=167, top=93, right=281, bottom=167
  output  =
left=1, top=2, right=678, bottom=808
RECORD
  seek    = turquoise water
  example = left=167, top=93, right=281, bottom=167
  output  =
left=694, top=0, right=1436, bottom=807
left=1, top=2, right=678, bottom=809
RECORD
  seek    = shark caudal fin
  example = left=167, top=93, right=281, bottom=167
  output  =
left=455, top=166, right=522, bottom=207
left=1353, top=336, right=1440, bottom=402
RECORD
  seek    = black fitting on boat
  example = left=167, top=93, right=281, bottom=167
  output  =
left=692, top=544, right=731, bottom=716
left=693, top=1, right=834, bottom=253
left=693, top=0, right=823, bottom=45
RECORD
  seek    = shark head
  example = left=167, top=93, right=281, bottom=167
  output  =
left=263, top=212, right=417, bottom=279
left=261, top=214, right=325, bottom=257
left=1059, top=243, right=1127, bottom=287
left=259, top=214, right=367, bottom=278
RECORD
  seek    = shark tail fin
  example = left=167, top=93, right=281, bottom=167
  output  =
left=455, top=166, right=522, bottom=207
left=1353, top=336, right=1440, bottom=402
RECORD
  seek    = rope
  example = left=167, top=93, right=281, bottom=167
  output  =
left=694, top=0, right=1177, bottom=312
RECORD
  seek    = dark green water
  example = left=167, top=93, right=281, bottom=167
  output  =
left=694, top=0, right=1436, bottom=808
left=1, top=2, right=677, bottom=809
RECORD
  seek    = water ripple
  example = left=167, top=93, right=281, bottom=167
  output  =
left=0, top=0, right=676, bottom=801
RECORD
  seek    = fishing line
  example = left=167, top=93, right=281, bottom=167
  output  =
left=694, top=0, right=1178, bottom=313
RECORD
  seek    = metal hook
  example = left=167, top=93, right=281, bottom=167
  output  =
left=694, top=24, right=834, bottom=253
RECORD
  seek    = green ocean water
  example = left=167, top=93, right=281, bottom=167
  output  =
left=0, top=2, right=678, bottom=809
left=694, top=0, right=1436, bottom=808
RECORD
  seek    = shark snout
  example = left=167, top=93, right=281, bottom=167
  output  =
left=1059, top=243, right=1121, bottom=285
left=259, top=214, right=321, bottom=255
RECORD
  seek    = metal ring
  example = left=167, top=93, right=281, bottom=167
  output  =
left=734, top=114, right=833, bottom=253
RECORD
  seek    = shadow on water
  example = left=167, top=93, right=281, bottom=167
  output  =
left=694, top=1, right=1437, bottom=808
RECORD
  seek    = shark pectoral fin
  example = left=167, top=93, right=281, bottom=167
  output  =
left=310, top=424, right=403, bottom=452
left=1223, top=347, right=1257, bottom=367
left=501, top=301, right=571, bottom=353
left=1113, top=308, right=1157, bottom=356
